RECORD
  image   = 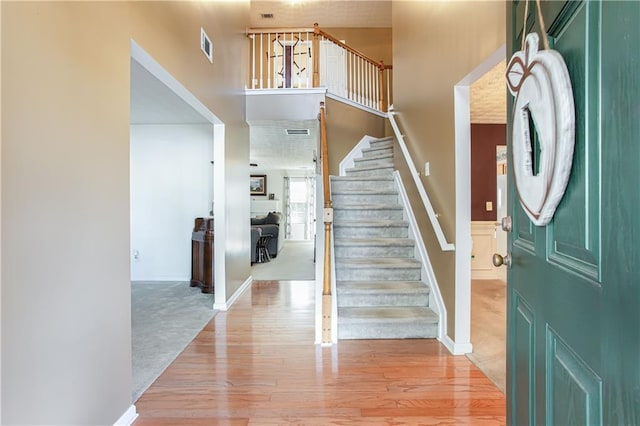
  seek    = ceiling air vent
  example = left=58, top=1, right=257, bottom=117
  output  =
left=260, top=13, right=274, bottom=19
left=286, top=129, right=310, bottom=136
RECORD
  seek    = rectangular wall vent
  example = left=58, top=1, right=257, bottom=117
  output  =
left=200, top=28, right=213, bottom=63
left=285, top=129, right=310, bottom=136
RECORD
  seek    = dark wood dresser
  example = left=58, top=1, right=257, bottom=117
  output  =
left=190, top=217, right=214, bottom=293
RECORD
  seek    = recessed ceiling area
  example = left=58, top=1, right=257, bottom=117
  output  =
left=130, top=59, right=210, bottom=125
left=249, top=119, right=318, bottom=173
left=250, top=0, right=392, bottom=28
left=470, top=59, right=507, bottom=124
left=132, top=57, right=317, bottom=173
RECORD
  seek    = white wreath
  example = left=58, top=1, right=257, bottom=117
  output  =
left=506, top=33, right=575, bottom=226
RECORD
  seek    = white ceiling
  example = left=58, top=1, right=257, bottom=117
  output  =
left=470, top=60, right=507, bottom=124
left=130, top=59, right=210, bottom=125
left=250, top=119, right=319, bottom=172
left=250, top=0, right=392, bottom=28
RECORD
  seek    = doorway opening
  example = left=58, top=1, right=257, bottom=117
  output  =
left=285, top=176, right=316, bottom=241
left=454, top=45, right=507, bottom=389
left=129, top=40, right=225, bottom=401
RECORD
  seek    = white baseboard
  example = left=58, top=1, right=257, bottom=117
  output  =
left=114, top=405, right=138, bottom=426
left=326, top=92, right=388, bottom=118
left=130, top=276, right=190, bottom=282
left=440, top=334, right=473, bottom=355
left=394, top=171, right=447, bottom=340
left=214, top=276, right=252, bottom=311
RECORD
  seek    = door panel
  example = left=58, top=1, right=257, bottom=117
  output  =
left=546, top=327, right=602, bottom=425
left=546, top=1, right=601, bottom=279
left=514, top=207, right=535, bottom=253
left=513, top=293, right=535, bottom=426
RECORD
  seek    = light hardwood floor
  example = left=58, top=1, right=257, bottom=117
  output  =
left=467, top=279, right=507, bottom=393
left=134, top=280, right=506, bottom=425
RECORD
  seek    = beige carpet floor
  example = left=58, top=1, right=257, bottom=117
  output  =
left=251, top=240, right=315, bottom=281
left=131, top=281, right=215, bottom=401
left=467, top=279, right=507, bottom=393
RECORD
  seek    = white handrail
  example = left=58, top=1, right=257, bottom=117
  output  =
left=387, top=105, right=455, bottom=252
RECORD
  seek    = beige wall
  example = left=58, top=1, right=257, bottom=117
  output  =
left=392, top=1, right=505, bottom=339
left=323, top=27, right=393, bottom=66
left=325, top=98, right=387, bottom=176
left=1, top=1, right=249, bottom=424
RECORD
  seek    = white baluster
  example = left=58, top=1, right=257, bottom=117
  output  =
left=259, top=34, right=263, bottom=89
left=267, top=33, right=271, bottom=89
left=251, top=34, right=256, bottom=89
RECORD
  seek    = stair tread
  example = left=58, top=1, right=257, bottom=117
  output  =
left=334, top=219, right=408, bottom=227
left=368, top=138, right=394, bottom=146
left=335, top=238, right=414, bottom=247
left=331, top=176, right=394, bottom=181
left=337, top=257, right=421, bottom=268
left=338, top=280, right=429, bottom=294
left=339, top=306, right=438, bottom=323
left=332, top=189, right=397, bottom=195
left=346, top=164, right=394, bottom=172
left=355, top=152, right=393, bottom=161
left=363, top=144, right=392, bottom=152
left=333, top=203, right=402, bottom=210
left=370, top=136, right=394, bottom=143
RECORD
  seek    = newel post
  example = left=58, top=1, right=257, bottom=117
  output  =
left=378, top=60, right=387, bottom=113
left=313, top=23, right=320, bottom=88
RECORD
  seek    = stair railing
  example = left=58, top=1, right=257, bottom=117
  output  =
left=388, top=105, right=455, bottom=252
left=319, top=101, right=333, bottom=344
left=314, top=25, right=393, bottom=112
left=246, top=25, right=392, bottom=113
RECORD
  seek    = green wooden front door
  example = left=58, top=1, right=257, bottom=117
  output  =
left=506, top=1, right=640, bottom=424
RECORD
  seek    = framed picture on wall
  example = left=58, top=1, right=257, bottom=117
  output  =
left=250, top=174, right=267, bottom=196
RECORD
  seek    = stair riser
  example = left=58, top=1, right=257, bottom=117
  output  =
left=334, top=226, right=408, bottom=238
left=331, top=180, right=396, bottom=192
left=368, top=140, right=393, bottom=149
left=335, top=245, right=414, bottom=258
left=338, top=321, right=438, bottom=339
left=362, top=147, right=393, bottom=157
left=335, top=267, right=421, bottom=281
left=333, top=193, right=398, bottom=205
left=345, top=168, right=394, bottom=177
left=334, top=209, right=403, bottom=221
left=353, top=158, right=394, bottom=169
left=338, top=293, right=429, bottom=307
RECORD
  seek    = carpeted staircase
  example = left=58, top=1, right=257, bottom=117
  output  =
left=331, top=136, right=439, bottom=339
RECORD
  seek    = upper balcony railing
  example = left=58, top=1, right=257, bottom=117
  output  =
left=247, top=24, right=392, bottom=113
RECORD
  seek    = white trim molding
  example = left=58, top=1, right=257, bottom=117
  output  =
left=245, top=87, right=327, bottom=96
left=214, top=276, right=252, bottom=311
left=325, top=92, right=388, bottom=117
left=453, top=44, right=506, bottom=356
left=114, top=405, right=138, bottom=426
left=441, top=334, right=474, bottom=356
left=131, top=38, right=227, bottom=312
